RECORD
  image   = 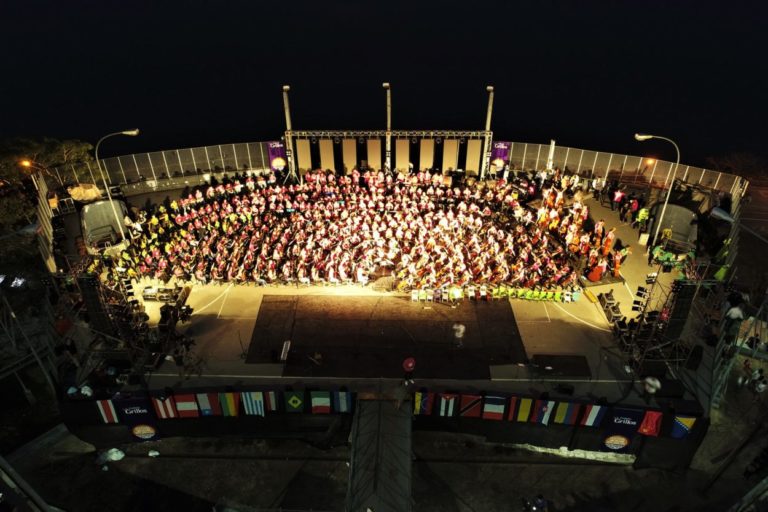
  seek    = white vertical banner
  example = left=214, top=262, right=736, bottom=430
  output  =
left=366, top=139, right=382, bottom=171
left=395, top=139, right=409, bottom=172
left=342, top=139, right=357, bottom=173
left=319, top=139, right=335, bottom=171
left=295, top=139, right=312, bottom=172
left=419, top=139, right=435, bottom=170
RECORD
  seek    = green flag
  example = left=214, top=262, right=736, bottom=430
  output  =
left=285, top=391, right=305, bottom=413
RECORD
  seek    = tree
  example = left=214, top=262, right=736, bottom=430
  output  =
left=0, top=137, right=94, bottom=185
left=0, top=137, right=94, bottom=232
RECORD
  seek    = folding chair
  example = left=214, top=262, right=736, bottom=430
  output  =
left=426, top=289, right=434, bottom=302
left=572, top=290, right=582, bottom=302
left=524, top=290, right=534, bottom=300
left=411, top=289, right=419, bottom=302
left=563, top=291, right=572, bottom=303
left=554, top=291, right=562, bottom=302
left=479, top=285, right=488, bottom=301
left=466, top=285, right=476, bottom=299
left=419, top=289, right=428, bottom=302
left=545, top=291, right=555, bottom=301
left=442, top=288, right=450, bottom=302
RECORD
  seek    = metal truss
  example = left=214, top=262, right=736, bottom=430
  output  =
left=286, top=129, right=492, bottom=139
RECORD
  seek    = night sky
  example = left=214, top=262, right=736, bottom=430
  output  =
left=2, top=1, right=766, bottom=166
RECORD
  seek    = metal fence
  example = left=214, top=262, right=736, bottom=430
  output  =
left=48, top=142, right=272, bottom=189
left=507, top=141, right=741, bottom=197
left=46, top=140, right=745, bottom=198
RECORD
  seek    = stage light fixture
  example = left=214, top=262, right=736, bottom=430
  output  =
left=333, top=137, right=340, bottom=144
left=436, top=137, right=442, bottom=144
left=358, top=137, right=365, bottom=144
left=411, top=137, right=417, bottom=144
left=311, top=137, right=317, bottom=144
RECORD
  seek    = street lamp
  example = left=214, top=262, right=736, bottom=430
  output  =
left=634, top=133, right=680, bottom=249
left=95, top=129, right=140, bottom=243
left=383, top=82, right=392, bottom=172
left=480, top=85, right=495, bottom=180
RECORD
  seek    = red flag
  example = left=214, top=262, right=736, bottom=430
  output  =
left=638, top=410, right=662, bottom=437
left=459, top=395, right=482, bottom=417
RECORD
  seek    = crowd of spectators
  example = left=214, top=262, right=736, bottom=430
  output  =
left=101, top=166, right=635, bottom=291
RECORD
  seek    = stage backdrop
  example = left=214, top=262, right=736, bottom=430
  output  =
left=465, top=139, right=482, bottom=175
left=395, top=139, right=410, bottom=172
left=442, top=139, right=459, bottom=173
left=419, top=139, right=435, bottom=170
left=319, top=139, right=335, bottom=172
left=342, top=139, right=356, bottom=173
left=366, top=139, right=381, bottom=171
left=295, top=139, right=312, bottom=173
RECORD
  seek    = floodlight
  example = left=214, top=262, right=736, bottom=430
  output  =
left=634, top=133, right=653, bottom=141
left=121, top=129, right=140, bottom=136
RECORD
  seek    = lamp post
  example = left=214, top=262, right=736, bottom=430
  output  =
left=480, top=85, right=495, bottom=180
left=634, top=133, right=680, bottom=249
left=95, top=129, right=139, bottom=243
left=383, top=82, right=392, bottom=172
left=281, top=85, right=298, bottom=183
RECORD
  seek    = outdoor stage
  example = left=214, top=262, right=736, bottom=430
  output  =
left=135, top=195, right=675, bottom=404
left=245, top=294, right=527, bottom=379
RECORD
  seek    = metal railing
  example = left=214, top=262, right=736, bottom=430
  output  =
left=45, top=139, right=745, bottom=199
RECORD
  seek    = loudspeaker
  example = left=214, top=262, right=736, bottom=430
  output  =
left=555, top=383, right=575, bottom=396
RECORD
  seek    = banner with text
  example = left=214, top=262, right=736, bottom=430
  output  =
left=267, top=141, right=287, bottom=172
left=116, top=397, right=160, bottom=441
left=602, top=407, right=644, bottom=452
left=490, top=141, right=511, bottom=169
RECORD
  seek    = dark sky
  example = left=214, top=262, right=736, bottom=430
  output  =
left=1, top=1, right=766, bottom=166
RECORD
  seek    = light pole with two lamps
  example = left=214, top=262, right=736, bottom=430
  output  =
left=634, top=133, right=680, bottom=250
left=94, top=129, right=140, bottom=243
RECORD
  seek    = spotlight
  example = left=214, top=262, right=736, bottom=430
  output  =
left=311, top=137, right=317, bottom=144
left=411, top=137, right=417, bottom=144
left=436, top=137, right=442, bottom=144
left=333, top=137, right=340, bottom=144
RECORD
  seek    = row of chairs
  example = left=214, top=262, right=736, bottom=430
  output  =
left=410, top=285, right=581, bottom=303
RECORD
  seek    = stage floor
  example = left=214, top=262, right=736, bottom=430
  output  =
left=245, top=295, right=527, bottom=379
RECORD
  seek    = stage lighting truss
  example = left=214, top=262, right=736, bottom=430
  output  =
left=287, top=129, right=492, bottom=139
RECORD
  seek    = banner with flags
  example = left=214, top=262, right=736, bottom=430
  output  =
left=580, top=404, right=606, bottom=427
left=459, top=395, right=482, bottom=418
left=152, top=396, right=177, bottom=419
left=438, top=393, right=458, bottom=417
left=638, top=410, right=663, bottom=437
left=332, top=391, right=352, bottom=413
left=196, top=393, right=222, bottom=416
left=174, top=394, right=200, bottom=418
left=670, top=415, right=697, bottom=439
left=530, top=400, right=556, bottom=425
left=285, top=391, right=305, bottom=413
left=241, top=391, right=266, bottom=416
left=96, top=399, right=119, bottom=424
left=482, top=395, right=506, bottom=420
left=414, top=391, right=434, bottom=415
left=219, top=392, right=240, bottom=417
left=602, top=407, right=644, bottom=452
left=310, top=391, right=331, bottom=414
left=552, top=402, right=582, bottom=425
left=508, top=397, right=533, bottom=422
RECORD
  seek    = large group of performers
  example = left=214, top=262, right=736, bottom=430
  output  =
left=102, top=166, right=633, bottom=292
